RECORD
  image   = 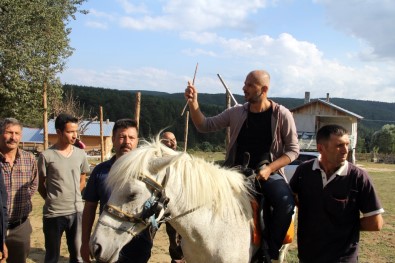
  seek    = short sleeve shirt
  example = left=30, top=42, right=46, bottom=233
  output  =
left=38, top=146, right=90, bottom=217
left=83, top=156, right=115, bottom=214
left=290, top=159, right=384, bottom=263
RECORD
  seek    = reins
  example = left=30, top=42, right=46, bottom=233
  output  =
left=159, top=206, right=201, bottom=223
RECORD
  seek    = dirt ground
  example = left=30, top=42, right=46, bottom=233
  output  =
left=27, top=193, right=172, bottom=263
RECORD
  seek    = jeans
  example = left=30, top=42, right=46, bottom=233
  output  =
left=43, top=212, right=82, bottom=263
left=117, top=228, right=153, bottom=263
left=258, top=173, right=295, bottom=260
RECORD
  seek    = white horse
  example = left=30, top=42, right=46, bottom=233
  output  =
left=90, top=137, right=263, bottom=263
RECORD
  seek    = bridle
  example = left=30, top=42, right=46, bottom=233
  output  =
left=101, top=166, right=201, bottom=238
left=101, top=170, right=170, bottom=235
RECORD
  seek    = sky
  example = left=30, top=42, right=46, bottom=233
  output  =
left=60, top=0, right=395, bottom=103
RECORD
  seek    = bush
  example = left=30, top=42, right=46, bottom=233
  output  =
left=200, top=141, right=213, bottom=152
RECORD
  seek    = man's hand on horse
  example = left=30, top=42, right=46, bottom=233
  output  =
left=256, top=166, right=272, bottom=181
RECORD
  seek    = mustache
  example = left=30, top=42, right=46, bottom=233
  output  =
left=6, top=139, right=17, bottom=144
left=120, top=144, right=133, bottom=150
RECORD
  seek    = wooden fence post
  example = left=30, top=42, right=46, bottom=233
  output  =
left=43, top=80, right=48, bottom=150
left=135, top=92, right=141, bottom=131
left=100, top=106, right=104, bottom=162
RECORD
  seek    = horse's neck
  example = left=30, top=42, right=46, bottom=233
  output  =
left=167, top=207, right=214, bottom=262
left=165, top=182, right=211, bottom=259
left=167, top=206, right=252, bottom=263
left=163, top=174, right=252, bottom=263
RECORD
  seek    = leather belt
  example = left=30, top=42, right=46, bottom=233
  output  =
left=7, top=216, right=28, bottom=230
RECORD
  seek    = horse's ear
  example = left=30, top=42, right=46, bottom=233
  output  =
left=148, top=154, right=182, bottom=175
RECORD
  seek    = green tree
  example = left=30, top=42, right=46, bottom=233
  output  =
left=0, top=0, right=87, bottom=126
left=371, top=124, right=395, bottom=154
left=200, top=141, right=213, bottom=152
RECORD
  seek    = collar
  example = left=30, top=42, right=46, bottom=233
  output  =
left=0, top=148, right=21, bottom=163
left=312, top=158, right=348, bottom=176
left=312, top=158, right=348, bottom=187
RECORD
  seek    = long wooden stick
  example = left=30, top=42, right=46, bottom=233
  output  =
left=217, top=74, right=238, bottom=105
left=184, top=111, right=189, bottom=152
left=181, top=63, right=199, bottom=116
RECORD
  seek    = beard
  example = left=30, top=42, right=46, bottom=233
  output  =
left=245, top=91, right=263, bottom=103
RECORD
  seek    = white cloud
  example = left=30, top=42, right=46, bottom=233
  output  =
left=182, top=32, right=323, bottom=65
left=316, top=0, right=395, bottom=60
left=175, top=1, right=395, bottom=101
left=116, top=0, right=148, bottom=14
left=175, top=30, right=395, bottom=102
left=85, top=21, right=108, bottom=30
left=180, top=31, right=220, bottom=45
left=118, top=0, right=270, bottom=31
left=61, top=67, right=186, bottom=92
left=88, top=9, right=115, bottom=20
left=181, top=48, right=218, bottom=57
left=65, top=0, right=395, bottom=102
left=84, top=9, right=115, bottom=30
left=119, top=16, right=174, bottom=30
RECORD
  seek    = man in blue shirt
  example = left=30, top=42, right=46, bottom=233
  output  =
left=81, top=119, right=152, bottom=263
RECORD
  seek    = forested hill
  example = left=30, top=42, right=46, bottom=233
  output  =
left=64, top=84, right=395, bottom=150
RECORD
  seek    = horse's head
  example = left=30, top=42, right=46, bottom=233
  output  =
left=90, top=137, right=254, bottom=263
left=89, top=139, right=181, bottom=262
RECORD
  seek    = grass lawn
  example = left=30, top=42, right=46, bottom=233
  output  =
left=357, top=161, right=394, bottom=263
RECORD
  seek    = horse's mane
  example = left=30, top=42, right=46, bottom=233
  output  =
left=107, top=136, right=253, bottom=222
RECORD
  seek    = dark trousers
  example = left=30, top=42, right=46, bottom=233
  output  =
left=259, top=173, right=295, bottom=260
left=166, top=222, right=184, bottom=262
left=117, top=228, right=153, bottom=263
left=6, top=218, right=32, bottom=263
left=43, top=213, right=82, bottom=263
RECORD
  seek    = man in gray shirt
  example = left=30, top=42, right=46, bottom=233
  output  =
left=38, top=113, right=90, bottom=263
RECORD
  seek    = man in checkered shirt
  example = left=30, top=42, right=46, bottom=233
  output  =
left=0, top=118, right=38, bottom=263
